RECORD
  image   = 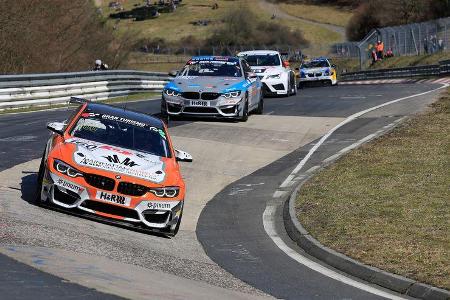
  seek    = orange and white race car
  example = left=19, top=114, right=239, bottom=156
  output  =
left=36, top=98, right=192, bottom=236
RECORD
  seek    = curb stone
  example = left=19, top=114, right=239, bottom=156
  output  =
left=281, top=117, right=450, bottom=300
left=284, top=188, right=450, bottom=300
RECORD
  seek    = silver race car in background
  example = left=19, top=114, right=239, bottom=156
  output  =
left=161, top=56, right=263, bottom=122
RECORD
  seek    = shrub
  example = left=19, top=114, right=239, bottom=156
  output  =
left=0, top=0, right=132, bottom=74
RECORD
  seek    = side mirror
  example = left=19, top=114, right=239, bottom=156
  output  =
left=175, top=149, right=193, bottom=162
left=331, top=64, right=337, bottom=68
left=47, top=122, right=65, bottom=135
left=246, top=72, right=257, bottom=79
left=282, top=61, right=290, bottom=68
left=169, top=70, right=178, bottom=77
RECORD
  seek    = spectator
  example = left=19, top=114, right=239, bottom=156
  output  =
left=431, top=35, right=437, bottom=53
left=93, top=59, right=109, bottom=71
left=385, top=48, right=394, bottom=58
left=438, top=38, right=444, bottom=51
left=423, top=37, right=429, bottom=54
left=212, top=3, right=219, bottom=10
left=375, top=40, right=384, bottom=60
left=371, top=48, right=377, bottom=64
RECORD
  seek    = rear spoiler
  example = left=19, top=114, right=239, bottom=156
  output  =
left=69, top=97, right=90, bottom=105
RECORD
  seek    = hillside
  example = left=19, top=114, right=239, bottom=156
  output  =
left=97, top=0, right=348, bottom=55
left=0, top=0, right=131, bottom=74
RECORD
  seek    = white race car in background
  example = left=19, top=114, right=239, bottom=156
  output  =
left=237, top=50, right=296, bottom=97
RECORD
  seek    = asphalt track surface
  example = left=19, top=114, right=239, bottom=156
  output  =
left=0, top=82, right=443, bottom=299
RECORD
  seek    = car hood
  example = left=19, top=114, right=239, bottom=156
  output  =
left=54, top=137, right=171, bottom=184
left=301, top=67, right=330, bottom=73
left=251, top=66, right=284, bottom=75
left=166, top=76, right=246, bottom=93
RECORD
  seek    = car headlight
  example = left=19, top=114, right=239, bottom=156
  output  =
left=268, top=74, right=281, bottom=79
left=324, top=70, right=331, bottom=76
left=149, top=187, right=180, bottom=198
left=164, top=89, right=181, bottom=97
left=222, top=91, right=241, bottom=98
left=53, top=159, right=83, bottom=178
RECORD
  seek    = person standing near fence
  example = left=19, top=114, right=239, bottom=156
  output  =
left=376, top=40, right=384, bottom=60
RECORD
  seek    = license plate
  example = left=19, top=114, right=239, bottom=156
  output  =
left=190, top=100, right=209, bottom=107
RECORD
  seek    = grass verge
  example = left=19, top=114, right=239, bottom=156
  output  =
left=296, top=88, right=450, bottom=290
left=368, top=51, right=450, bottom=70
left=0, top=92, right=160, bottom=115
left=278, top=3, right=352, bottom=27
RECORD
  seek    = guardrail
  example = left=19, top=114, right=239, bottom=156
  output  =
left=0, top=70, right=169, bottom=110
left=340, top=59, right=450, bottom=81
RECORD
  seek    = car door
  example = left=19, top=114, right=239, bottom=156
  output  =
left=241, top=59, right=258, bottom=107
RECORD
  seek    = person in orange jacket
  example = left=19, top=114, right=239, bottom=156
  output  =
left=376, top=40, right=384, bottom=60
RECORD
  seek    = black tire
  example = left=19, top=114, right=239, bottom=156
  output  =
left=284, top=79, right=291, bottom=97
left=255, top=93, right=264, bottom=114
left=239, top=97, right=249, bottom=122
left=35, top=155, right=45, bottom=205
left=292, top=75, right=298, bottom=95
left=166, top=210, right=183, bottom=237
left=289, top=73, right=297, bottom=96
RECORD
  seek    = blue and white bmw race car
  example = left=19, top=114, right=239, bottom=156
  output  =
left=297, top=57, right=338, bottom=88
left=161, top=56, right=263, bottom=122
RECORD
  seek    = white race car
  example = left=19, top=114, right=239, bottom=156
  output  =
left=237, top=50, right=296, bottom=97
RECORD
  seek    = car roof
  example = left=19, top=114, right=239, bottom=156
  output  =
left=238, top=50, right=280, bottom=56
left=84, top=102, right=165, bottom=129
left=190, top=56, right=240, bottom=63
left=311, top=57, right=330, bottom=62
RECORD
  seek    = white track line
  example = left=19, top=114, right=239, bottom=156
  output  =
left=263, top=206, right=406, bottom=300
left=263, top=83, right=449, bottom=299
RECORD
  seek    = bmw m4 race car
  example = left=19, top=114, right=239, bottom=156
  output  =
left=297, top=57, right=337, bottom=88
left=36, top=98, right=192, bottom=237
left=161, top=56, right=263, bottom=122
left=237, top=50, right=296, bottom=96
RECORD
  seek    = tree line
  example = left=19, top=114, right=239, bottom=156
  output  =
left=0, top=0, right=132, bottom=74
left=269, top=0, right=450, bottom=40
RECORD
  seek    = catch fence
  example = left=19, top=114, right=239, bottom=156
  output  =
left=334, top=17, right=450, bottom=69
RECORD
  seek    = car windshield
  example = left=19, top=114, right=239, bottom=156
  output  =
left=181, top=60, right=242, bottom=77
left=70, top=113, right=170, bottom=157
left=241, top=54, right=281, bottom=67
left=302, top=61, right=330, bottom=68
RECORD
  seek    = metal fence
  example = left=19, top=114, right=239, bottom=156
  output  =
left=334, top=17, right=450, bottom=68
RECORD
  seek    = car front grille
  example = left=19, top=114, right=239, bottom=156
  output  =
left=181, top=92, right=200, bottom=100
left=117, top=182, right=148, bottom=197
left=142, top=210, right=171, bottom=224
left=54, top=186, right=80, bottom=205
left=84, top=173, right=115, bottom=191
left=167, top=103, right=182, bottom=113
left=183, top=107, right=218, bottom=114
left=201, top=92, right=220, bottom=100
left=80, top=200, right=139, bottom=220
left=273, top=83, right=285, bottom=91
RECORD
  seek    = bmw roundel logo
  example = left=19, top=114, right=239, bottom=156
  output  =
left=115, top=175, right=121, bottom=179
